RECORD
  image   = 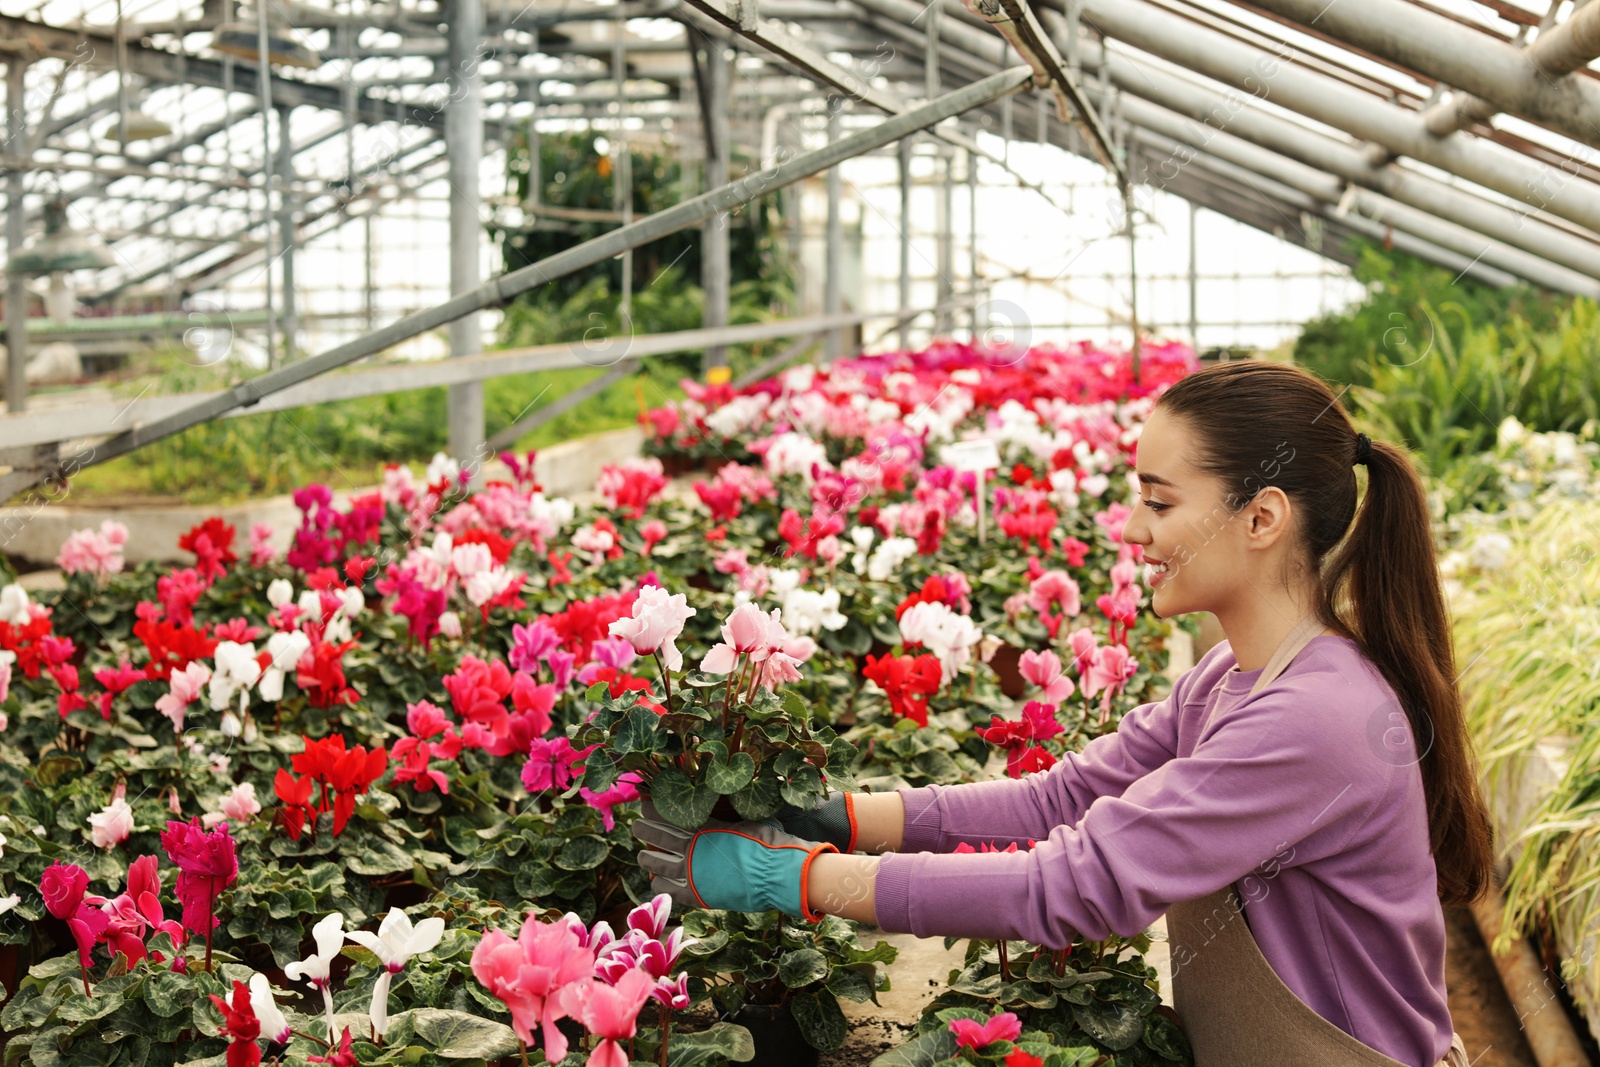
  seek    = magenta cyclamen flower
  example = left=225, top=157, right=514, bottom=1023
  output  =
left=509, top=620, right=560, bottom=673
left=160, top=818, right=238, bottom=943
left=522, top=738, right=596, bottom=793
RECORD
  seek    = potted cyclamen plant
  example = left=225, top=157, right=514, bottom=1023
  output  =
left=573, top=590, right=856, bottom=831
left=572, top=589, right=875, bottom=1063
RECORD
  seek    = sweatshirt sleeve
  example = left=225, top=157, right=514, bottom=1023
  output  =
left=894, top=646, right=1216, bottom=854
left=874, top=669, right=1383, bottom=947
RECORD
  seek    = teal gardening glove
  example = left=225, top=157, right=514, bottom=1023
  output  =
left=632, top=800, right=837, bottom=921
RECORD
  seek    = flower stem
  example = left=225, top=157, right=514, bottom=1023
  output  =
left=998, top=939, right=1010, bottom=981
left=652, top=650, right=673, bottom=713
left=519, top=1040, right=529, bottom=1067
left=659, top=1003, right=671, bottom=1067
left=204, top=879, right=216, bottom=972
left=289, top=1029, right=332, bottom=1050
left=80, top=962, right=91, bottom=997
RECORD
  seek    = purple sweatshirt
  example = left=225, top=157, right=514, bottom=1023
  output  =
left=874, top=635, right=1453, bottom=1067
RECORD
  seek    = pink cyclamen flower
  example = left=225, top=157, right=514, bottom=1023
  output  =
left=699, top=602, right=775, bottom=674
left=470, top=916, right=596, bottom=1058
left=509, top=620, right=560, bottom=673
left=639, top=520, right=668, bottom=556
left=627, top=894, right=672, bottom=940
left=40, top=862, right=90, bottom=920
left=1082, top=644, right=1137, bottom=708
left=1027, top=570, right=1081, bottom=618
left=219, top=782, right=261, bottom=825
left=248, top=523, right=276, bottom=567
left=89, top=793, right=134, bottom=850
left=56, top=521, right=128, bottom=576
left=561, top=967, right=656, bottom=1067
left=156, top=661, right=211, bottom=734
left=0, top=655, right=11, bottom=707
left=1018, top=649, right=1074, bottom=703
left=949, top=1012, right=1023, bottom=1049
left=607, top=585, right=696, bottom=673
left=1067, top=627, right=1098, bottom=676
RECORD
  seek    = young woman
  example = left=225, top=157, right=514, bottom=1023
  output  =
left=635, top=360, right=1494, bottom=1067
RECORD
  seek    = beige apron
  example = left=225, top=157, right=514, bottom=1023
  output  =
left=1166, top=615, right=1470, bottom=1067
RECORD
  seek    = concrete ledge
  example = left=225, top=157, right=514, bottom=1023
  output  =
left=0, top=425, right=645, bottom=567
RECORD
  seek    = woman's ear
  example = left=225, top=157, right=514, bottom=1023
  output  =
left=1241, top=485, right=1296, bottom=551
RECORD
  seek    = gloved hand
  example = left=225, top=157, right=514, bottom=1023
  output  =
left=773, top=793, right=857, bottom=853
left=632, top=800, right=837, bottom=921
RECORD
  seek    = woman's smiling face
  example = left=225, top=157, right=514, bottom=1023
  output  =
left=1119, top=408, right=1252, bottom=619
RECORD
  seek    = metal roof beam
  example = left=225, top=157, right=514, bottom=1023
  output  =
left=1054, top=0, right=1600, bottom=237
left=1245, top=0, right=1600, bottom=149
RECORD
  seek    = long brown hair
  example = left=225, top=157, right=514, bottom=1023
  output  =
left=1156, top=360, right=1493, bottom=906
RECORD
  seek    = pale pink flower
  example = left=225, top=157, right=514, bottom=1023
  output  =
left=157, top=661, right=211, bottom=734
left=699, top=603, right=773, bottom=674
left=219, top=782, right=261, bottom=825
left=1067, top=627, right=1098, bottom=676
left=89, top=788, right=134, bottom=850
left=56, top=521, right=128, bottom=576
left=1027, top=570, right=1081, bottom=618
left=471, top=916, right=596, bottom=1058
left=608, top=585, right=696, bottom=673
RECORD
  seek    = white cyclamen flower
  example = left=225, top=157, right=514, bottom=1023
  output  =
left=346, top=909, right=446, bottom=1039
left=249, top=973, right=292, bottom=1044
left=208, top=642, right=262, bottom=713
left=283, top=912, right=347, bottom=1041
left=258, top=631, right=312, bottom=702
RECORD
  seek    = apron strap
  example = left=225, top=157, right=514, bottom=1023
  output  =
left=1249, top=614, right=1330, bottom=695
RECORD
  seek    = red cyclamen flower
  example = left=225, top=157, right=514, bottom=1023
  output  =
left=208, top=979, right=262, bottom=1067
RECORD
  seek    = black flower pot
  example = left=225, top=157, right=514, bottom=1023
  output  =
left=733, top=1003, right=821, bottom=1067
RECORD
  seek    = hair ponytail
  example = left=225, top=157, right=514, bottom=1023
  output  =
left=1158, top=361, right=1494, bottom=906
left=1321, top=436, right=1493, bottom=906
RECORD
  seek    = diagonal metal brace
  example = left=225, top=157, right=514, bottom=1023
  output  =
left=966, top=0, right=1126, bottom=187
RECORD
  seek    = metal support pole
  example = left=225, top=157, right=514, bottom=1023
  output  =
left=897, top=137, right=912, bottom=349
left=276, top=104, right=297, bottom=363
left=364, top=207, right=375, bottom=331
left=612, top=9, right=631, bottom=322
left=5, top=61, right=28, bottom=413
left=925, top=0, right=951, bottom=340
left=701, top=37, right=730, bottom=374
left=936, top=148, right=953, bottom=336
left=1421, top=0, right=1600, bottom=137
left=446, top=0, right=485, bottom=473
left=1125, top=182, right=1139, bottom=377
left=526, top=29, right=540, bottom=212
left=968, top=148, right=978, bottom=337
left=824, top=98, right=843, bottom=362
left=256, top=1, right=277, bottom=370
left=1187, top=199, right=1198, bottom=352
